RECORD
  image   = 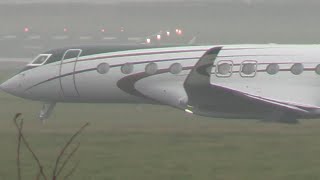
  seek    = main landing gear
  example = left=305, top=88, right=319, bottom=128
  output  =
left=263, top=110, right=299, bottom=124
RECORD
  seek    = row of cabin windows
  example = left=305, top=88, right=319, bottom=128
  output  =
left=96, top=62, right=183, bottom=75
left=96, top=61, right=319, bottom=77
left=216, top=61, right=315, bottom=77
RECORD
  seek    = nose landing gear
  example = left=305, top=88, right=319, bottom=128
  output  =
left=39, top=102, right=56, bottom=122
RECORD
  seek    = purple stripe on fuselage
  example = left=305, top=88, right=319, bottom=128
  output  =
left=24, top=57, right=199, bottom=91
left=62, top=49, right=208, bottom=65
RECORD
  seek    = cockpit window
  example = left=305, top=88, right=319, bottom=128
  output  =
left=28, top=54, right=52, bottom=66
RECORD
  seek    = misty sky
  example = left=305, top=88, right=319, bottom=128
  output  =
left=0, top=0, right=307, bottom=4
left=0, top=0, right=319, bottom=58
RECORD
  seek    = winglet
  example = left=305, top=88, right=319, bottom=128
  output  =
left=183, top=46, right=222, bottom=107
left=184, top=46, right=222, bottom=87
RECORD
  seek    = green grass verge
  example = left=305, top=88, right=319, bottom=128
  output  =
left=1, top=69, right=320, bottom=180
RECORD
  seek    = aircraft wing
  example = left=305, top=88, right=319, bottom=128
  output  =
left=129, top=46, right=316, bottom=117
left=209, top=83, right=313, bottom=114
left=183, top=46, right=313, bottom=117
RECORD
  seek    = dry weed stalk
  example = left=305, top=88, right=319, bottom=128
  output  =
left=13, top=113, right=89, bottom=180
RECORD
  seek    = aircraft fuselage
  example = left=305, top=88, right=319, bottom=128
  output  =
left=2, top=44, right=320, bottom=121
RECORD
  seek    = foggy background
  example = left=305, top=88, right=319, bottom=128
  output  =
left=0, top=0, right=320, bottom=58
left=1, top=2, right=320, bottom=179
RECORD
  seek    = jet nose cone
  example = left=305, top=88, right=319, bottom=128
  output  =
left=0, top=78, right=22, bottom=96
left=0, top=80, right=13, bottom=94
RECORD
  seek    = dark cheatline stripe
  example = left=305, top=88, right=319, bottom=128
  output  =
left=62, top=49, right=207, bottom=65
left=25, top=64, right=123, bottom=91
left=222, top=47, right=273, bottom=51
left=213, top=61, right=309, bottom=67
left=218, top=54, right=294, bottom=58
left=44, top=45, right=188, bottom=65
left=117, top=66, right=193, bottom=100
left=126, top=57, right=199, bottom=66
left=25, top=68, right=98, bottom=91
left=25, top=57, right=200, bottom=91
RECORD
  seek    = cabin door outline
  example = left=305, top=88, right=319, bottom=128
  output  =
left=59, top=49, right=82, bottom=98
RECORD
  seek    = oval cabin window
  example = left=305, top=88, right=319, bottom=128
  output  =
left=217, top=63, right=231, bottom=75
left=121, top=63, right=134, bottom=74
left=170, top=63, right=183, bottom=74
left=290, top=63, right=304, bottom=75
left=145, top=63, right=158, bottom=75
left=97, top=63, right=110, bottom=74
left=241, top=63, right=256, bottom=75
left=266, top=64, right=279, bottom=75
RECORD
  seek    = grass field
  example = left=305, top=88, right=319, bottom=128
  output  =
left=2, top=68, right=320, bottom=180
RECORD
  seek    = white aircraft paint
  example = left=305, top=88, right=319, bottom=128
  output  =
left=1, top=44, right=320, bottom=123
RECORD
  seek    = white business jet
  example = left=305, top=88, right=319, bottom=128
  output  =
left=1, top=44, right=320, bottom=123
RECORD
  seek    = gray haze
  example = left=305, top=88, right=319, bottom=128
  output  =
left=0, top=0, right=303, bottom=4
left=0, top=0, right=317, bottom=4
left=0, top=0, right=320, bottom=58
